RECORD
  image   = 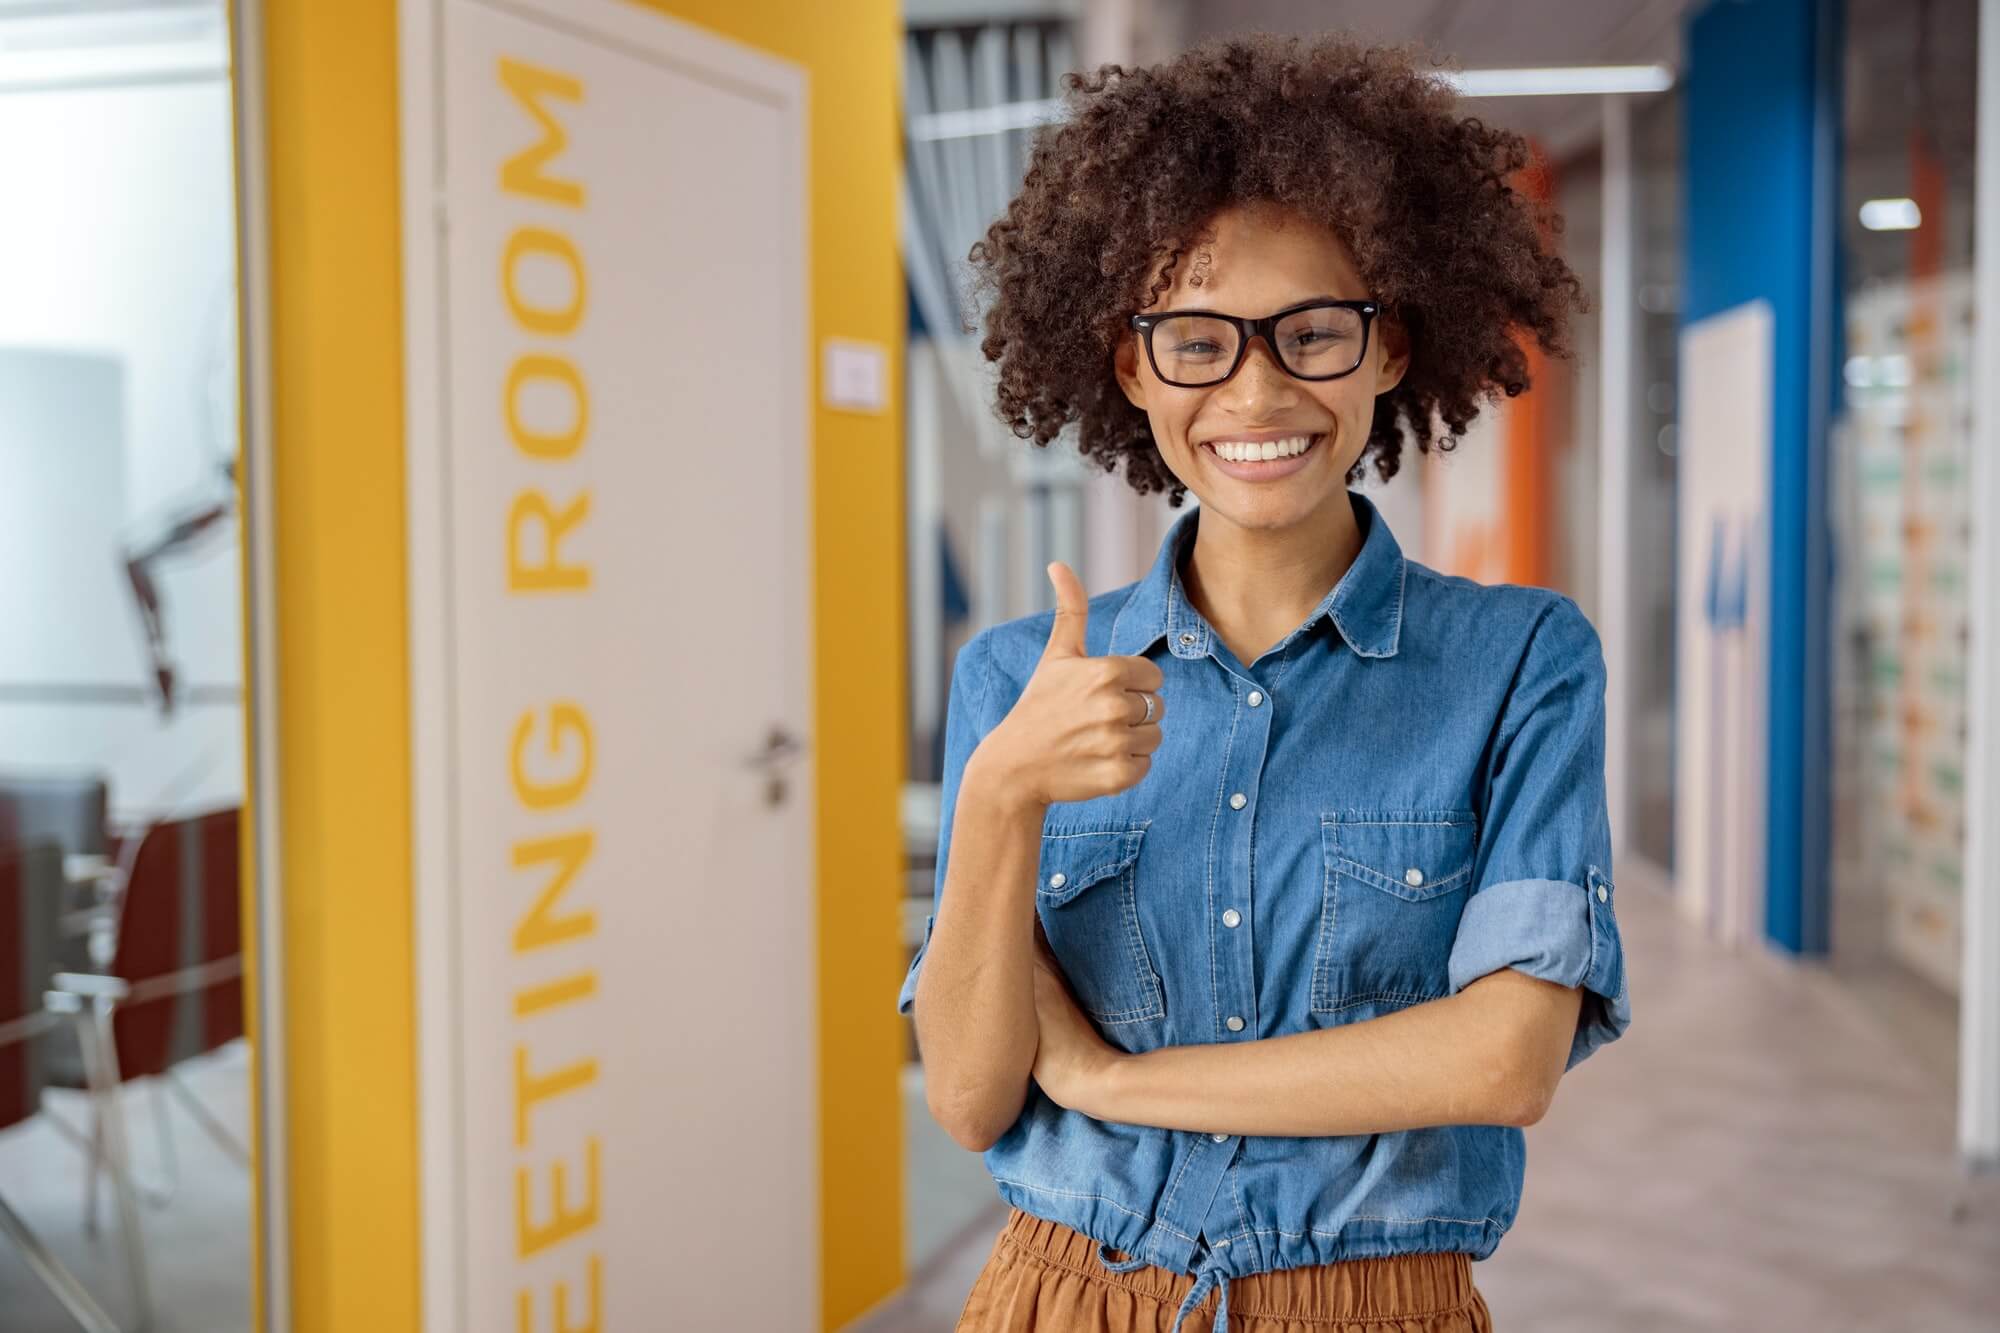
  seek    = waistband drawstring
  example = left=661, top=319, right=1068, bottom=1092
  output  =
left=1098, top=1241, right=1232, bottom=1333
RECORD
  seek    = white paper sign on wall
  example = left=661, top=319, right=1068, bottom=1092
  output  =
left=823, top=336, right=887, bottom=412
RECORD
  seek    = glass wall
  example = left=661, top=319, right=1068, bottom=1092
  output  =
left=1628, top=83, right=1684, bottom=875
left=1831, top=0, right=1980, bottom=991
left=0, top=3, right=257, bottom=1328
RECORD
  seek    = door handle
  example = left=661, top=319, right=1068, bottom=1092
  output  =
left=743, top=724, right=806, bottom=770
left=744, top=725, right=807, bottom=808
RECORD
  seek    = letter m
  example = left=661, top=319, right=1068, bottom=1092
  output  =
left=498, top=57, right=584, bottom=208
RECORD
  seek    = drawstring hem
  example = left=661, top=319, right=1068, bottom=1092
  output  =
left=1170, top=1256, right=1231, bottom=1333
left=1098, top=1240, right=1231, bottom=1333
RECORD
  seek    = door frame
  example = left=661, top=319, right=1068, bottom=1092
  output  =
left=229, top=0, right=291, bottom=1326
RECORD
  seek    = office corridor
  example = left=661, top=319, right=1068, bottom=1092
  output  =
left=864, top=865, right=2000, bottom=1332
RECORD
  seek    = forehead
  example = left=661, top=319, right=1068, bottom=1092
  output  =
left=1151, top=201, right=1364, bottom=310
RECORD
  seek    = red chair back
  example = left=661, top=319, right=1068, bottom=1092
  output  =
left=0, top=841, right=61, bottom=1128
left=195, top=807, right=243, bottom=1051
left=107, top=806, right=243, bottom=1079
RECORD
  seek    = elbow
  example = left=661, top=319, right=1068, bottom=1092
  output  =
left=1474, top=1029, right=1562, bottom=1128
left=1495, top=1042, right=1562, bottom=1127
left=1498, top=1075, right=1557, bottom=1128
left=1467, top=979, right=1575, bottom=1127
left=926, top=1083, right=1013, bottom=1152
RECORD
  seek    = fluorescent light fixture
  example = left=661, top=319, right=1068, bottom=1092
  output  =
left=1441, top=64, right=1676, bottom=97
left=1858, top=197, right=1922, bottom=231
left=0, top=0, right=226, bottom=89
left=908, top=64, right=1679, bottom=142
left=910, top=98, right=1065, bottom=142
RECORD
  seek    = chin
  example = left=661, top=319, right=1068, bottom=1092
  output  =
left=1204, top=485, right=1343, bottom=533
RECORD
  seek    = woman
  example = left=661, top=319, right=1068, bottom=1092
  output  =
left=896, top=32, right=1631, bottom=1333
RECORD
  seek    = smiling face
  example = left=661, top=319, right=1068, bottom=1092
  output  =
left=1113, top=200, right=1409, bottom=533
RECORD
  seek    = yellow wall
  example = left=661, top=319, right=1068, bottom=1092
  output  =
left=257, top=0, right=906, bottom=1329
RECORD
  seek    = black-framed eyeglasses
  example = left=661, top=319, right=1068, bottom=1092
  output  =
left=1128, top=298, right=1380, bottom=388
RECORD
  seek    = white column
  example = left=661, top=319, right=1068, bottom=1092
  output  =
left=908, top=339, right=944, bottom=742
left=1597, top=94, right=1635, bottom=864
left=1959, top=0, right=2000, bottom=1168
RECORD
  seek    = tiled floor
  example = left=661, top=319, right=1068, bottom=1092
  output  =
left=0, top=1040, right=253, bottom=1333
left=6, top=874, right=1994, bottom=1333
left=858, top=867, right=2000, bottom=1332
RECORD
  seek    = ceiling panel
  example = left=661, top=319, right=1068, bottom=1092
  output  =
left=1181, top=0, right=1696, bottom=160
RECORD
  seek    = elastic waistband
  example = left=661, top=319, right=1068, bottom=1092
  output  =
left=994, top=1207, right=1479, bottom=1323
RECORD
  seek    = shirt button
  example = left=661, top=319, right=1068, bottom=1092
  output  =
left=1247, top=690, right=1263, bottom=707
left=1225, top=1015, right=1245, bottom=1032
left=1211, top=1133, right=1228, bottom=1143
left=1404, top=867, right=1424, bottom=887
left=1048, top=872, right=1067, bottom=889
left=1229, top=792, right=1247, bottom=810
left=1179, top=632, right=1197, bottom=647
left=1221, top=908, right=1241, bottom=928
left=1597, top=884, right=1609, bottom=902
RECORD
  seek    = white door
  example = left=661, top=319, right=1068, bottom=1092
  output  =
left=401, top=1, right=816, bottom=1328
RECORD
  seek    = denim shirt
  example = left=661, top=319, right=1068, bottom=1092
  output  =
left=897, top=490, right=1631, bottom=1333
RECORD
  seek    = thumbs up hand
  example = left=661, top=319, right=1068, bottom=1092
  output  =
left=972, top=561, right=1167, bottom=809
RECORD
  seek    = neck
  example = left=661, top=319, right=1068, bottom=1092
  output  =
left=1180, top=492, right=1365, bottom=663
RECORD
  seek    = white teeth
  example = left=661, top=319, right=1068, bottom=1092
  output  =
left=1208, top=434, right=1315, bottom=463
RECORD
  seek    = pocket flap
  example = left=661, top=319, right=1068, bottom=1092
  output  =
left=1327, top=813, right=1477, bottom=900
left=1037, top=825, right=1144, bottom=907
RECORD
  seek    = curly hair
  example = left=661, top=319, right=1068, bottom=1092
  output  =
left=963, top=32, right=1588, bottom=505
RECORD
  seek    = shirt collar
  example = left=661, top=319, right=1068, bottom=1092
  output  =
left=1106, top=489, right=1406, bottom=661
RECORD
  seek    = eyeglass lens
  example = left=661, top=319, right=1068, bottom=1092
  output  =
left=1150, top=305, right=1366, bottom=385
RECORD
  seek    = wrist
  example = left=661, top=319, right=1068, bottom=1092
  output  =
left=1085, top=1047, right=1139, bottom=1121
left=963, top=742, right=1049, bottom=822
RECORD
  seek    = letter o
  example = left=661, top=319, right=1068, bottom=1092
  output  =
left=506, top=355, right=588, bottom=460
left=503, top=226, right=587, bottom=335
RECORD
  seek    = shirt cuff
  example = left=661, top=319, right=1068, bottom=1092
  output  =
left=896, top=912, right=934, bottom=1015
left=1447, top=867, right=1630, bottom=1070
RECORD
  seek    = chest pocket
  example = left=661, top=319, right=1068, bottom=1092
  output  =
left=1311, top=812, right=1477, bottom=1020
left=1036, top=822, right=1164, bottom=1027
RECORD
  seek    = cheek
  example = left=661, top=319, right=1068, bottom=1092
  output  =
left=1329, top=383, right=1381, bottom=433
left=1147, top=394, right=1206, bottom=455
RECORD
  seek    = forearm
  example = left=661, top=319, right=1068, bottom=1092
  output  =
left=1083, top=970, right=1581, bottom=1137
left=911, top=753, right=1047, bottom=1149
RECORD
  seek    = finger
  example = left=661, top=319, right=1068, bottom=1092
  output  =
left=1124, top=690, right=1163, bottom=727
left=1102, top=754, right=1149, bottom=789
left=1109, top=654, right=1165, bottom=692
left=1127, top=723, right=1163, bottom=755
left=1042, top=562, right=1091, bottom=660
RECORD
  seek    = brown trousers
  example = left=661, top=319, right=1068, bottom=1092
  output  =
left=955, top=1208, right=1495, bottom=1333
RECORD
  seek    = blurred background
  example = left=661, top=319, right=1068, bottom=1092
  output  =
left=0, top=0, right=1995, bottom=1330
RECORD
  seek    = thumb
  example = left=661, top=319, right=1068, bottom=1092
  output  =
left=1041, top=561, right=1091, bottom=660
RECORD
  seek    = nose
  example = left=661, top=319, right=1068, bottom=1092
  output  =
left=1216, top=332, right=1300, bottom=407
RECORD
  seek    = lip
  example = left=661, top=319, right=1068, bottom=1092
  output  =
left=1198, top=431, right=1326, bottom=482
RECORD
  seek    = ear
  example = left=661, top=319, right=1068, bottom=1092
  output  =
left=1373, top=310, right=1412, bottom=396
left=1113, top=330, right=1149, bottom=411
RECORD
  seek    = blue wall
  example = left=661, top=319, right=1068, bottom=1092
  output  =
left=1682, top=0, right=1842, bottom=953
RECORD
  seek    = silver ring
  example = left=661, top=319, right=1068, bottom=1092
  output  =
left=1139, top=693, right=1156, bottom=725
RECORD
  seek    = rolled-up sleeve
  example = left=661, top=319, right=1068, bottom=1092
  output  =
left=897, top=631, right=995, bottom=1016
left=1447, top=596, right=1631, bottom=1070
